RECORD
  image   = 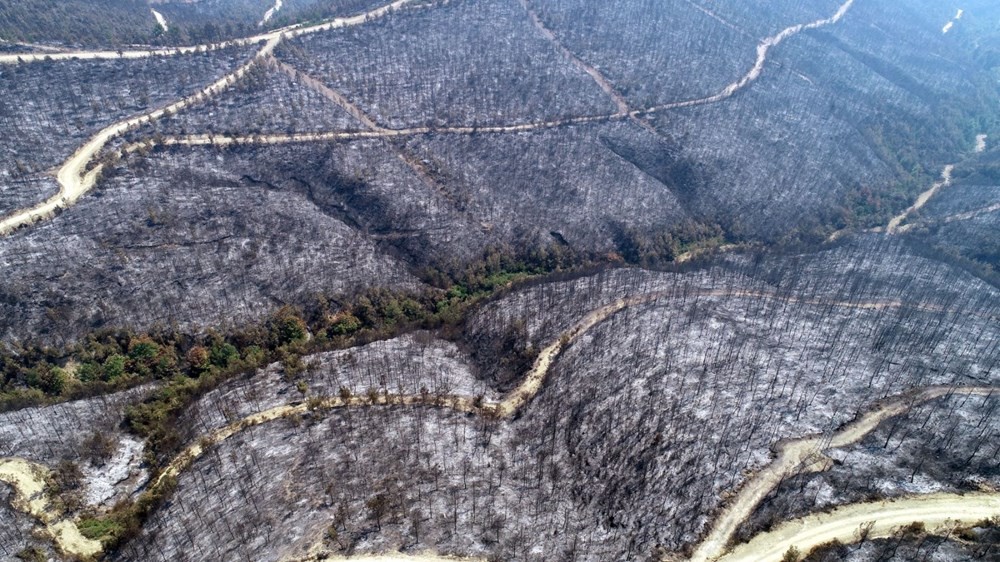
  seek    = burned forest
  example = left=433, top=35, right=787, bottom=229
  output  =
left=1, top=1, right=1000, bottom=561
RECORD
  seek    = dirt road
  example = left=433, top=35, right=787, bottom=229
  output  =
left=687, top=385, right=996, bottom=562
left=0, top=0, right=420, bottom=65
left=0, top=458, right=102, bottom=557
left=0, top=0, right=859, bottom=236
left=639, top=0, right=855, bottom=116
left=518, top=0, right=630, bottom=116
left=4, top=285, right=990, bottom=559
left=0, top=0, right=427, bottom=236
left=886, top=164, right=953, bottom=234
left=260, top=0, right=284, bottom=26
left=718, top=492, right=1000, bottom=562
left=0, top=35, right=280, bottom=236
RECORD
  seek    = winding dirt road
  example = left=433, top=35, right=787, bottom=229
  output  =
left=7, top=1, right=990, bottom=558
left=0, top=0, right=421, bottom=65
left=688, top=385, right=996, bottom=562
left=153, top=291, right=649, bottom=489
left=886, top=164, right=953, bottom=234
left=150, top=0, right=858, bottom=149
left=828, top=163, right=956, bottom=241
left=260, top=0, right=284, bottom=27
left=0, top=0, right=857, bottom=236
left=0, top=35, right=280, bottom=236
left=719, top=492, right=1000, bottom=562
left=0, top=0, right=427, bottom=237
left=2, top=285, right=995, bottom=559
left=0, top=458, right=102, bottom=557
left=637, top=0, right=855, bottom=116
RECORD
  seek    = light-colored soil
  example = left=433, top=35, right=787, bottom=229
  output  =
left=0, top=0, right=428, bottom=236
left=152, top=9, right=169, bottom=32
left=886, top=165, right=954, bottom=234
left=637, top=0, right=855, bottom=116
left=0, top=0, right=422, bottom=65
left=0, top=0, right=858, bottom=236
left=0, top=458, right=102, bottom=557
left=260, top=0, right=284, bottom=27
left=718, top=492, right=1000, bottom=562
left=687, top=386, right=997, bottom=561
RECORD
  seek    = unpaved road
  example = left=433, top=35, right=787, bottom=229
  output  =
left=260, top=0, right=284, bottom=26
left=146, top=286, right=984, bottom=516
left=0, top=35, right=280, bottom=236
left=154, top=290, right=645, bottom=488
left=0, top=0, right=420, bottom=65
left=0, top=0, right=857, bottom=235
left=4, top=287, right=991, bottom=559
left=687, top=385, right=997, bottom=562
left=718, top=492, right=1000, bottom=562
left=0, top=0, right=426, bottom=236
left=827, top=163, right=957, bottom=241
left=155, top=0, right=858, bottom=144
left=151, top=9, right=169, bottom=32
left=273, top=58, right=386, bottom=131
left=896, top=200, right=1000, bottom=234
left=518, top=0, right=630, bottom=115
left=886, top=164, right=953, bottom=234
left=639, top=0, right=855, bottom=116
left=0, top=458, right=102, bottom=557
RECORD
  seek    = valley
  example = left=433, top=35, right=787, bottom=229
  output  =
left=1, top=0, right=999, bottom=560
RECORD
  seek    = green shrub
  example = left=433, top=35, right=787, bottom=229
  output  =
left=102, top=354, right=127, bottom=382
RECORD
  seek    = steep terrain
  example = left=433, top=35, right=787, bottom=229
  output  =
left=0, top=1, right=999, bottom=561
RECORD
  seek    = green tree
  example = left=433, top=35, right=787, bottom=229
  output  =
left=270, top=307, right=307, bottom=345
left=102, top=354, right=127, bottom=382
left=209, top=342, right=239, bottom=369
left=26, top=363, right=67, bottom=395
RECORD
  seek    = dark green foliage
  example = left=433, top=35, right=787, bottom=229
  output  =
left=102, top=354, right=127, bottom=382
left=209, top=342, right=240, bottom=369
left=613, top=220, right=725, bottom=265
left=14, top=546, right=46, bottom=562
left=24, top=362, right=66, bottom=395
left=0, top=239, right=679, bottom=414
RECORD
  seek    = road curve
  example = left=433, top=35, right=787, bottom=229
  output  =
left=0, top=458, right=102, bottom=557
left=886, top=164, right=954, bottom=234
left=0, top=0, right=426, bottom=237
left=686, top=385, right=997, bottom=562
left=0, top=0, right=421, bottom=65
left=0, top=0, right=858, bottom=236
left=718, top=492, right=1000, bottom=562
left=151, top=0, right=857, bottom=148
left=2, top=287, right=992, bottom=558
left=0, top=36, right=280, bottom=236
left=637, top=0, right=856, bottom=116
